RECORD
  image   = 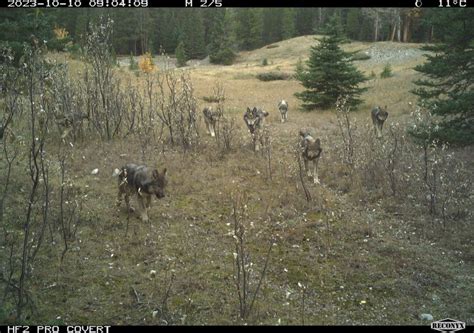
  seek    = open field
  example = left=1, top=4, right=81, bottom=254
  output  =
left=1, top=35, right=473, bottom=325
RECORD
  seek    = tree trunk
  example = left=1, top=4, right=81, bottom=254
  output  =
left=390, top=23, right=396, bottom=41
left=374, top=11, right=379, bottom=42
left=403, top=16, right=411, bottom=42
left=397, top=14, right=401, bottom=42
left=318, top=8, right=323, bottom=30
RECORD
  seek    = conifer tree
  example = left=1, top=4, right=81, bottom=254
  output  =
left=295, top=20, right=367, bottom=109
left=234, top=9, right=262, bottom=50
left=175, top=41, right=187, bottom=67
left=281, top=9, right=296, bottom=40
left=180, top=10, right=206, bottom=59
left=412, top=10, right=474, bottom=144
left=294, top=8, right=314, bottom=36
left=208, top=10, right=235, bottom=65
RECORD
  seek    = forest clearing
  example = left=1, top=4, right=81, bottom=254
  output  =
left=0, top=8, right=473, bottom=325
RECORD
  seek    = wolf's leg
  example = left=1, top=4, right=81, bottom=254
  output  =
left=137, top=196, right=149, bottom=223
left=304, top=158, right=310, bottom=177
left=116, top=185, right=123, bottom=207
left=146, top=195, right=152, bottom=210
left=376, top=124, right=382, bottom=138
left=254, top=135, right=260, bottom=152
left=125, top=192, right=135, bottom=213
left=313, top=158, right=320, bottom=184
left=210, top=123, right=216, bottom=137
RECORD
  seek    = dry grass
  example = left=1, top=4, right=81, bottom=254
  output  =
left=3, top=36, right=473, bottom=325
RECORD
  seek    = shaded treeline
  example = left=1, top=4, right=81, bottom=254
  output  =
left=0, top=8, right=463, bottom=61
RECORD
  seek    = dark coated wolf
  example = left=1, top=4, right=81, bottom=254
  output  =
left=116, top=164, right=168, bottom=223
left=202, top=106, right=221, bottom=137
left=243, top=107, right=269, bottom=151
left=299, top=128, right=323, bottom=184
left=371, top=106, right=388, bottom=138
left=278, top=100, right=288, bottom=123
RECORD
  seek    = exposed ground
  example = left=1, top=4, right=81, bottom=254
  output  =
left=4, top=35, right=474, bottom=325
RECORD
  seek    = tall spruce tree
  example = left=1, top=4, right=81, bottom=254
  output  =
left=179, top=9, right=206, bottom=59
left=294, top=8, right=314, bottom=36
left=234, top=9, right=262, bottom=50
left=207, top=10, right=235, bottom=65
left=281, top=9, right=296, bottom=40
left=0, top=9, right=54, bottom=63
left=295, top=20, right=367, bottom=110
left=175, top=40, right=187, bottom=67
left=412, top=9, right=474, bottom=145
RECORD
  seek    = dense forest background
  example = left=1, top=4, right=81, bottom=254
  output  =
left=0, top=8, right=457, bottom=60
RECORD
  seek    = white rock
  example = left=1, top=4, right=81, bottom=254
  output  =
left=91, top=168, right=99, bottom=175
left=420, top=313, right=433, bottom=321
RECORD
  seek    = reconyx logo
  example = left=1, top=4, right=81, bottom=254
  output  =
left=431, top=318, right=466, bottom=333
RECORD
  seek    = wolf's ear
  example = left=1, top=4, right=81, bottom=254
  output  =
left=162, top=168, right=167, bottom=176
left=247, top=107, right=251, bottom=113
left=252, top=107, right=257, bottom=113
left=152, top=169, right=159, bottom=179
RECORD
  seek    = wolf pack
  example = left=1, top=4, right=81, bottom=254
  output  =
left=115, top=101, right=388, bottom=223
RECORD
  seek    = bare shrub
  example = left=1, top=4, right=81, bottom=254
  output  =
left=50, top=64, right=88, bottom=142
left=0, top=46, right=22, bottom=226
left=215, top=112, right=237, bottom=154
left=231, top=192, right=273, bottom=320
left=347, top=105, right=472, bottom=226
left=202, top=81, right=226, bottom=103
left=1, top=42, right=54, bottom=320
left=335, top=96, right=356, bottom=172
left=409, top=107, right=472, bottom=223
left=261, top=127, right=273, bottom=181
left=0, top=41, right=87, bottom=321
left=212, top=85, right=239, bottom=154
left=353, top=121, right=414, bottom=201
left=57, top=142, right=85, bottom=264
left=83, top=16, right=126, bottom=140
left=155, top=70, right=200, bottom=151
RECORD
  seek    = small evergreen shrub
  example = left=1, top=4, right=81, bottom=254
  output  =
left=380, top=63, right=393, bottom=78
left=351, top=52, right=371, bottom=61
left=129, top=53, right=138, bottom=71
left=176, top=41, right=187, bottom=67
left=256, top=71, right=290, bottom=81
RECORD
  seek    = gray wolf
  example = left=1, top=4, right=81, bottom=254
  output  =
left=278, top=100, right=288, bottom=123
left=54, top=111, right=89, bottom=139
left=116, top=164, right=168, bottom=223
left=371, top=106, right=388, bottom=138
left=202, top=106, right=221, bottom=137
left=243, top=107, right=269, bottom=151
left=299, top=128, right=323, bottom=184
